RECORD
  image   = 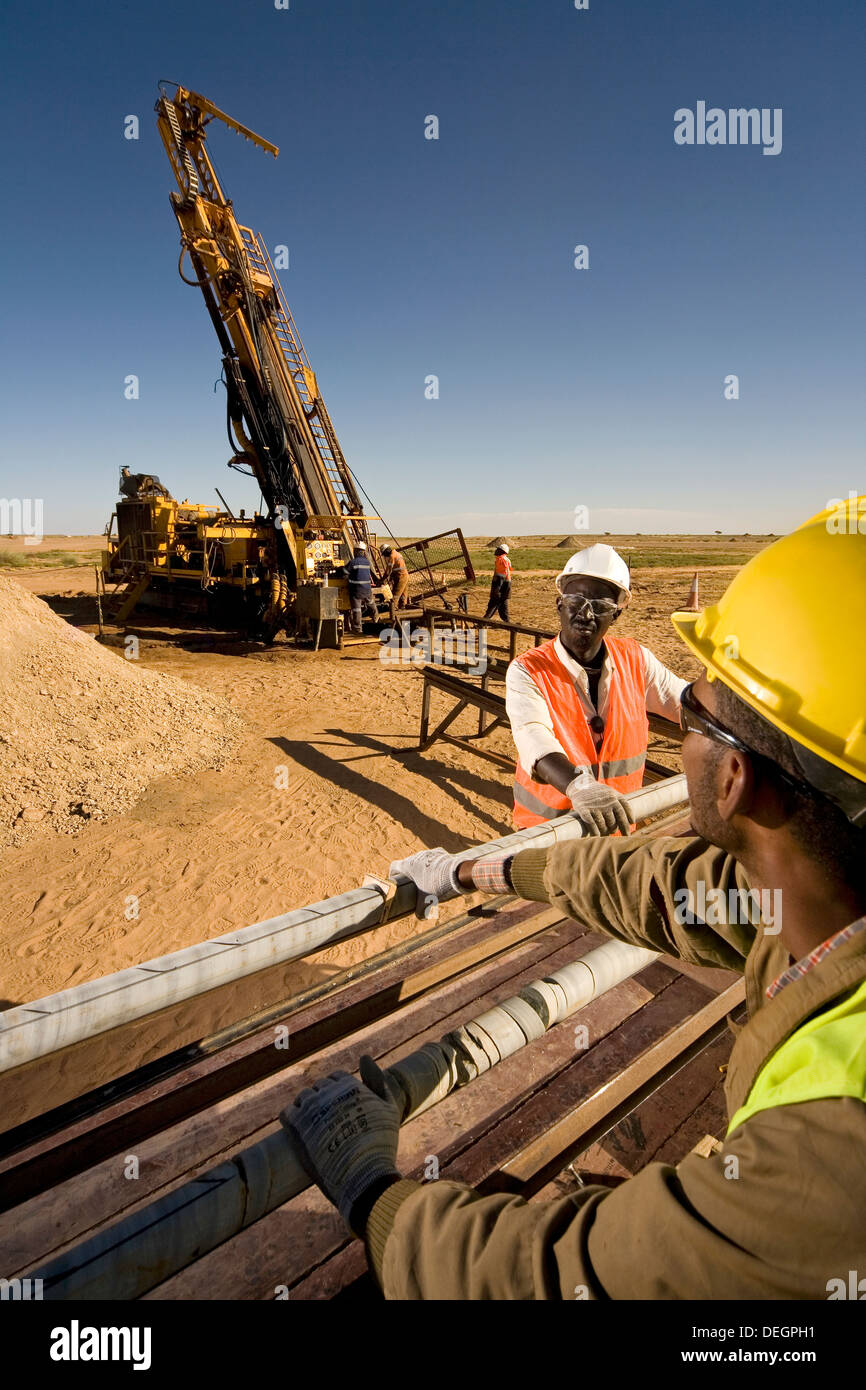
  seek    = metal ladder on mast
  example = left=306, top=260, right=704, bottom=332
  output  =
left=238, top=227, right=362, bottom=523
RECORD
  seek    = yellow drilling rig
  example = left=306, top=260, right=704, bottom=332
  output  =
left=102, top=84, right=474, bottom=644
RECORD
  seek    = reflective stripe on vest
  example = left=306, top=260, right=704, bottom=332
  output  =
left=512, top=636, right=648, bottom=829
left=727, top=976, right=866, bottom=1135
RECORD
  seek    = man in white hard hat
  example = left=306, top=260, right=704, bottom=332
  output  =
left=483, top=544, right=513, bottom=622
left=506, top=543, right=686, bottom=833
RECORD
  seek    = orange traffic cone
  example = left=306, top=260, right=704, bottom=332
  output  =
left=684, top=572, right=700, bottom=611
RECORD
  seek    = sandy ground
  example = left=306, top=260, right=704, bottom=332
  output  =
left=0, top=535, right=106, bottom=553
left=0, top=575, right=240, bottom=850
left=0, top=541, right=746, bottom=1008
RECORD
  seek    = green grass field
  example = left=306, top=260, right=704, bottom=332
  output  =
left=466, top=546, right=754, bottom=575
left=0, top=549, right=96, bottom=570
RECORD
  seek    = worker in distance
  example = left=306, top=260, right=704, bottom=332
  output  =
left=379, top=543, right=410, bottom=621
left=506, top=543, right=686, bottom=836
left=483, top=543, right=513, bottom=623
left=341, top=542, right=379, bottom=635
left=282, top=502, right=866, bottom=1298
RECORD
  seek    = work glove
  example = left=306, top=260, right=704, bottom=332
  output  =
left=389, top=847, right=469, bottom=911
left=280, top=1055, right=405, bottom=1235
left=566, top=771, right=631, bottom=836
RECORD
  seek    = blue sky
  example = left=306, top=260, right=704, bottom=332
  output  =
left=2, top=0, right=863, bottom=536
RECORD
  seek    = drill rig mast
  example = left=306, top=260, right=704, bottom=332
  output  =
left=156, top=84, right=369, bottom=601
left=103, top=85, right=474, bottom=641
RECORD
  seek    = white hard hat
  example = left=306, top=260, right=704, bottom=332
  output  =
left=555, top=544, right=630, bottom=605
left=498, top=543, right=510, bottom=554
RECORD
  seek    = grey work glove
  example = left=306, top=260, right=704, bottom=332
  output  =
left=566, top=771, right=632, bottom=836
left=389, top=847, right=469, bottom=914
left=280, top=1055, right=405, bottom=1235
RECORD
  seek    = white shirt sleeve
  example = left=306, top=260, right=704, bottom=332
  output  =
left=505, top=659, right=567, bottom=774
left=639, top=645, right=688, bottom=724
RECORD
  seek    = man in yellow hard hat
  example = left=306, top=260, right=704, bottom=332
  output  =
left=282, top=500, right=866, bottom=1298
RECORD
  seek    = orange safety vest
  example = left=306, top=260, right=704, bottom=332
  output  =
left=494, top=554, right=513, bottom=580
left=513, top=637, right=648, bottom=828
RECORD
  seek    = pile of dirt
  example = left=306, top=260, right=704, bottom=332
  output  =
left=0, top=577, right=241, bottom=849
left=556, top=534, right=589, bottom=549
left=486, top=536, right=511, bottom=549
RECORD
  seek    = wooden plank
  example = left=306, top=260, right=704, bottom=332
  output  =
left=0, top=895, right=511, bottom=1156
left=407, top=971, right=710, bottom=1199
left=1, top=879, right=537, bottom=1136
left=0, top=903, right=568, bottom=1213
left=489, top=979, right=745, bottom=1191
left=644, top=758, right=678, bottom=780
left=4, top=913, right=599, bottom=1274
left=653, top=1069, right=730, bottom=1166
left=655, top=952, right=740, bottom=994
left=648, top=713, right=684, bottom=743
left=557, top=1028, right=732, bottom=1186
left=289, top=1241, right=371, bottom=1303
left=298, top=1033, right=732, bottom=1306
left=7, top=813, right=720, bottom=1298
left=215, top=966, right=714, bottom=1301
left=145, top=956, right=670, bottom=1300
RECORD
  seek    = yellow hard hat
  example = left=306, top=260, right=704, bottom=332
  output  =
left=672, top=497, right=866, bottom=793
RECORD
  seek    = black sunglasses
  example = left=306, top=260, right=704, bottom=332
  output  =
left=680, top=682, right=814, bottom=800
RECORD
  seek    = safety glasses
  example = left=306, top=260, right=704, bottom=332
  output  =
left=680, top=682, right=750, bottom=750
left=679, top=682, right=813, bottom=799
left=560, top=592, right=620, bottom=619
